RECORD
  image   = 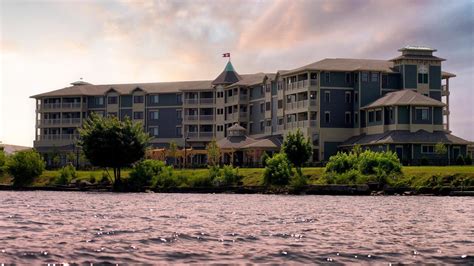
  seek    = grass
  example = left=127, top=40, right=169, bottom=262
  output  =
left=1, top=165, right=473, bottom=189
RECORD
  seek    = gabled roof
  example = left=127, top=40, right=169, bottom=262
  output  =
left=31, top=80, right=213, bottom=98
left=242, top=136, right=282, bottom=149
left=362, top=90, right=445, bottom=109
left=340, top=130, right=471, bottom=146
left=282, top=58, right=397, bottom=76
left=212, top=61, right=242, bottom=85
left=226, top=72, right=275, bottom=87
left=442, top=71, right=456, bottom=78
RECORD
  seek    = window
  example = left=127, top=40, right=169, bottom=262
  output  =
left=260, top=103, right=265, bottom=113
left=368, top=110, right=374, bottom=123
left=217, top=108, right=223, bottom=115
left=176, top=126, right=182, bottom=137
left=95, top=97, right=104, bottom=105
left=266, top=120, right=271, bottom=127
left=325, top=72, right=331, bottom=83
left=176, top=109, right=182, bottom=119
left=176, top=94, right=182, bottom=103
left=389, top=108, right=394, bottom=121
left=150, top=95, right=159, bottom=104
left=361, top=72, right=369, bottom=82
left=217, top=91, right=223, bottom=98
left=107, top=96, right=117, bottom=104
left=260, top=121, right=264, bottom=131
left=422, top=145, right=434, bottom=154
left=278, top=118, right=284, bottom=125
left=260, top=86, right=264, bottom=95
left=354, top=73, right=358, bottom=83
left=345, top=92, right=351, bottom=103
left=370, top=72, right=379, bottom=82
left=278, top=100, right=283, bottom=109
left=265, top=84, right=271, bottom=92
left=249, top=105, right=253, bottom=115
left=217, top=125, right=224, bottom=132
left=345, top=112, right=351, bottom=124
left=266, top=102, right=271, bottom=111
left=150, top=110, right=159, bottom=120
left=418, top=73, right=429, bottom=84
left=354, top=112, right=359, bottom=124
left=324, top=112, right=331, bottom=123
left=354, top=91, right=359, bottom=103
left=416, top=107, right=429, bottom=121
left=133, top=111, right=143, bottom=119
left=149, top=127, right=159, bottom=137
left=382, top=74, right=388, bottom=88
left=345, top=73, right=351, bottom=83
left=133, top=95, right=144, bottom=104
left=375, top=110, right=382, bottom=121
left=325, top=91, right=331, bottom=103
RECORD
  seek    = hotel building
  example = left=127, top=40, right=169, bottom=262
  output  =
left=31, top=46, right=470, bottom=166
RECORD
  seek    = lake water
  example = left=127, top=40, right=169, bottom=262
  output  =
left=0, top=192, right=473, bottom=264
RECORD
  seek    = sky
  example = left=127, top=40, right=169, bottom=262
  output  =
left=0, top=0, right=473, bottom=147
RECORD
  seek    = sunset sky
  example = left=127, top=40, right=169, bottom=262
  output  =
left=1, top=0, right=473, bottom=146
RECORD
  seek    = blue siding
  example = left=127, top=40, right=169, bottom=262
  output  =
left=324, top=142, right=341, bottom=160
left=249, top=100, right=265, bottom=134
left=147, top=108, right=181, bottom=138
left=120, top=96, right=132, bottom=108
left=429, top=65, right=441, bottom=90
left=433, top=107, right=443, bottom=125
left=147, top=93, right=182, bottom=106
left=398, top=106, right=410, bottom=124
left=320, top=71, right=352, bottom=87
left=383, top=73, right=400, bottom=89
left=404, top=65, right=417, bottom=89
left=250, top=86, right=264, bottom=99
left=360, top=81, right=380, bottom=107
left=430, top=91, right=441, bottom=101
left=87, top=96, right=105, bottom=108
left=320, top=89, right=353, bottom=128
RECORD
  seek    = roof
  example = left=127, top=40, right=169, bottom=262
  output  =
left=442, top=71, right=456, bottom=78
left=398, top=45, right=437, bottom=52
left=390, top=54, right=445, bottom=62
left=242, top=136, right=282, bottom=149
left=227, top=123, right=247, bottom=131
left=362, top=90, right=445, bottom=109
left=282, top=58, right=397, bottom=76
left=0, top=144, right=32, bottom=155
left=212, top=61, right=242, bottom=85
left=216, top=135, right=256, bottom=149
left=227, top=73, right=275, bottom=87
left=31, top=80, right=213, bottom=98
left=340, top=130, right=471, bottom=146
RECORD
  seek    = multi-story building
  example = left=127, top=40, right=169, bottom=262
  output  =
left=31, top=46, right=470, bottom=166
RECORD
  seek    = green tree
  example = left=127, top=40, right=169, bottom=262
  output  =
left=264, top=153, right=293, bottom=186
left=0, top=150, right=6, bottom=176
left=168, top=140, right=178, bottom=165
left=435, top=142, right=447, bottom=155
left=7, top=150, right=45, bottom=187
left=79, top=114, right=150, bottom=189
left=282, top=129, right=312, bottom=175
left=66, top=152, right=76, bottom=165
left=206, top=138, right=221, bottom=167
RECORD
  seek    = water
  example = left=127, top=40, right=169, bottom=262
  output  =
left=0, top=192, right=473, bottom=264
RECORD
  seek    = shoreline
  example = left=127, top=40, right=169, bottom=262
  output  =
left=1, top=184, right=473, bottom=196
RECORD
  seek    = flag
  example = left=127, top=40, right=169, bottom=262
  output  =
left=222, top=53, right=230, bottom=57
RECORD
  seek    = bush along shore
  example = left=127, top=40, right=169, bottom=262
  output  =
left=1, top=116, right=473, bottom=196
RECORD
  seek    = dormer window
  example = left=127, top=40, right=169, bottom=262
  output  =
left=107, top=96, right=118, bottom=104
left=133, top=95, right=144, bottom=104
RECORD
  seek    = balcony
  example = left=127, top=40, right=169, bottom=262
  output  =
left=286, top=79, right=317, bottom=92
left=186, top=132, right=214, bottom=140
left=184, top=98, right=199, bottom=105
left=199, top=115, right=214, bottom=121
left=39, top=134, right=79, bottom=141
left=265, top=127, right=272, bottom=135
left=62, top=118, right=81, bottom=125
left=277, top=124, right=284, bottom=132
left=184, top=115, right=199, bottom=121
left=441, top=85, right=450, bottom=96
left=285, top=120, right=317, bottom=130
left=40, top=103, right=61, bottom=110
left=61, top=102, right=81, bottom=109
left=226, top=96, right=237, bottom=104
left=200, top=98, right=214, bottom=105
left=239, top=112, right=248, bottom=118
left=41, top=119, right=62, bottom=126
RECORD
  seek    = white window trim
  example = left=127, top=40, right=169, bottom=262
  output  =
left=421, top=145, right=434, bottom=154
left=325, top=111, right=331, bottom=123
left=345, top=91, right=351, bottom=103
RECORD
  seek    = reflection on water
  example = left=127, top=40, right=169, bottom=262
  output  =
left=0, top=192, right=473, bottom=264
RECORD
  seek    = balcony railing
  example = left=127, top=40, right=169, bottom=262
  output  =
left=184, top=99, right=198, bottom=105
left=39, top=134, right=79, bottom=141
left=239, top=112, right=248, bottom=118
left=286, top=79, right=317, bottom=91
left=226, top=96, right=237, bottom=104
left=62, top=118, right=81, bottom=125
left=41, top=119, right=62, bottom=125
left=277, top=125, right=284, bottom=131
left=184, top=115, right=199, bottom=121
left=200, top=98, right=214, bottom=105
left=199, top=115, right=214, bottom=121
left=41, top=103, right=61, bottom=110
left=285, top=120, right=317, bottom=130
left=61, top=102, right=81, bottom=109
left=265, top=127, right=272, bottom=134
left=186, top=132, right=214, bottom=139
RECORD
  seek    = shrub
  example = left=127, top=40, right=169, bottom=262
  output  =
left=188, top=175, right=213, bottom=187
left=289, top=171, right=308, bottom=191
left=100, top=171, right=111, bottom=185
left=282, top=129, right=312, bottom=174
left=7, top=150, right=45, bottom=187
left=152, top=165, right=182, bottom=189
left=128, top=160, right=166, bottom=190
left=88, top=174, right=96, bottom=184
left=222, top=165, right=241, bottom=185
left=56, top=164, right=77, bottom=185
left=264, top=153, right=293, bottom=186
left=465, top=154, right=473, bottom=165
left=260, top=152, right=270, bottom=167
left=0, top=150, right=6, bottom=176
left=456, top=155, right=465, bottom=165
left=325, top=148, right=402, bottom=185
